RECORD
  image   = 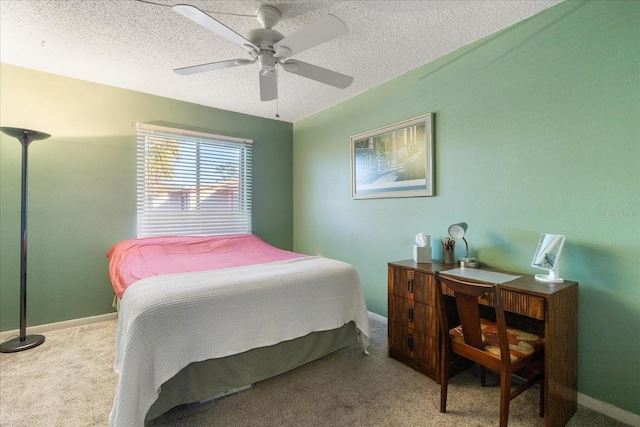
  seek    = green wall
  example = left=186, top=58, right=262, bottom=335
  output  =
left=1, top=0, right=638, bottom=417
left=0, top=63, right=293, bottom=330
left=293, top=0, right=639, bottom=416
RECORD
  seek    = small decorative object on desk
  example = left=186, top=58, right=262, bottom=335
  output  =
left=413, top=233, right=432, bottom=263
left=532, top=233, right=565, bottom=283
left=443, top=249, right=455, bottom=264
left=441, top=237, right=456, bottom=264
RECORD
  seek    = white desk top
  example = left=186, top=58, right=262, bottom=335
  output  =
left=440, top=267, right=521, bottom=284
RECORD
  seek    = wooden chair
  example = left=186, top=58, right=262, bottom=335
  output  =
left=434, top=271, right=545, bottom=427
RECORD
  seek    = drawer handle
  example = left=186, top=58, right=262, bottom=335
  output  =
left=408, top=277, right=414, bottom=293
left=408, top=306, right=414, bottom=322
left=408, top=334, right=414, bottom=352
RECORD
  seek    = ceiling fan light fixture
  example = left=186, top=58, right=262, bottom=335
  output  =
left=258, top=53, right=276, bottom=73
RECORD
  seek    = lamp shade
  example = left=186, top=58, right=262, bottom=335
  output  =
left=0, top=127, right=51, bottom=145
left=448, top=222, right=467, bottom=239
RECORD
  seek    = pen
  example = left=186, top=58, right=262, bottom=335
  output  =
left=441, top=238, right=455, bottom=250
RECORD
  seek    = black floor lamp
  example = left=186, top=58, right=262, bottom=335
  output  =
left=0, top=127, right=51, bottom=353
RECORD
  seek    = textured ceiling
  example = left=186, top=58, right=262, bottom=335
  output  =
left=0, top=0, right=561, bottom=123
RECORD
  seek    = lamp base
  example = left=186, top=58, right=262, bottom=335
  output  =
left=459, top=257, right=480, bottom=268
left=0, top=334, right=45, bottom=353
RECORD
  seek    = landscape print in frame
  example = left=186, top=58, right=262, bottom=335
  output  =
left=351, top=113, right=434, bottom=199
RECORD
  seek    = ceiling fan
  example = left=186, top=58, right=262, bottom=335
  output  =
left=172, top=4, right=354, bottom=101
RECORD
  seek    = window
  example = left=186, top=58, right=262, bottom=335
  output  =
left=136, top=123, right=252, bottom=237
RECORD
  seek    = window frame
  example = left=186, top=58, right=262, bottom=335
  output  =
left=135, top=123, right=253, bottom=237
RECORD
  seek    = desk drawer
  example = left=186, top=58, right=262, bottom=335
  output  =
left=388, top=267, right=434, bottom=305
left=443, top=288, right=545, bottom=320
left=389, top=321, right=438, bottom=379
left=499, top=291, right=545, bottom=320
left=388, top=295, right=437, bottom=336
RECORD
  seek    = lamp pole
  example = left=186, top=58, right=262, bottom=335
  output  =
left=0, top=127, right=51, bottom=353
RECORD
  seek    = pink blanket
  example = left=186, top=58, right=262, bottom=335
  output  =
left=107, top=234, right=306, bottom=298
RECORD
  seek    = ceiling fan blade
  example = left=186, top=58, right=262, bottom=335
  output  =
left=281, top=60, right=353, bottom=89
left=273, top=15, right=347, bottom=59
left=174, top=59, right=255, bottom=75
left=173, top=4, right=258, bottom=55
left=259, top=70, right=277, bottom=101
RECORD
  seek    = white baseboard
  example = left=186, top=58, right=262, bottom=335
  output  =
left=0, top=312, right=118, bottom=342
left=367, top=310, right=388, bottom=325
left=578, top=393, right=640, bottom=426
left=368, top=312, right=638, bottom=426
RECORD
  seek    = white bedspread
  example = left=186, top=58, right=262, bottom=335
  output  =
left=109, top=256, right=370, bottom=426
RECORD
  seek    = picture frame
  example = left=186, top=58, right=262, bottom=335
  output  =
left=351, top=113, right=434, bottom=199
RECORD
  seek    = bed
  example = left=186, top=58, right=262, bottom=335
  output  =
left=106, top=234, right=370, bottom=426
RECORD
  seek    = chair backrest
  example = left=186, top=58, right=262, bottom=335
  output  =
left=435, top=272, right=509, bottom=359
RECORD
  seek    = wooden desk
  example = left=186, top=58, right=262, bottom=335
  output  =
left=388, top=260, right=578, bottom=427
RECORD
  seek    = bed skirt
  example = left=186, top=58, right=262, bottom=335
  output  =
left=146, top=321, right=358, bottom=422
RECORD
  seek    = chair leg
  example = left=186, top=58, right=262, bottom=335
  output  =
left=499, top=371, right=512, bottom=427
left=440, top=346, right=449, bottom=413
left=440, top=370, right=448, bottom=413
left=539, top=377, right=545, bottom=418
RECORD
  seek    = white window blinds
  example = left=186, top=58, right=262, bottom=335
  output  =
left=136, top=123, right=252, bottom=237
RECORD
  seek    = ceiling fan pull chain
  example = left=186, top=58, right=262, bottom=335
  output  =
left=275, top=65, right=280, bottom=119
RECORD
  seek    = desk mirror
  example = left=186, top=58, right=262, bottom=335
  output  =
left=531, top=233, right=565, bottom=283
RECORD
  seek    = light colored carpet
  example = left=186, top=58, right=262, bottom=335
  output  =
left=0, top=316, right=629, bottom=427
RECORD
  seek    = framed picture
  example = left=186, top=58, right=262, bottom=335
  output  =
left=351, top=113, right=434, bottom=199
